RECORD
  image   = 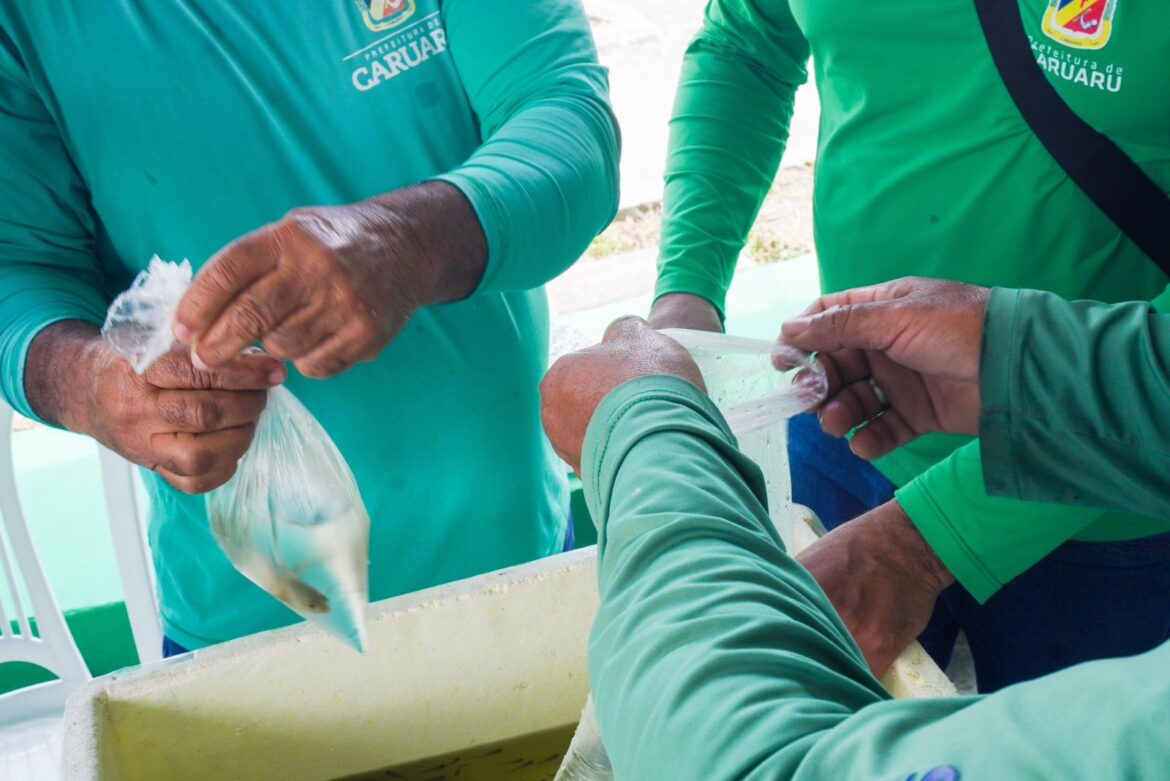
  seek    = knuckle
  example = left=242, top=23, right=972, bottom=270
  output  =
left=192, top=398, right=223, bottom=430
left=351, top=317, right=383, bottom=346
left=262, top=332, right=297, bottom=360
left=230, top=298, right=274, bottom=339
left=298, top=354, right=346, bottom=379
left=189, top=447, right=217, bottom=475
left=268, top=343, right=301, bottom=364
left=162, top=474, right=197, bottom=494
left=173, top=445, right=215, bottom=476
left=114, top=393, right=139, bottom=426
left=296, top=359, right=328, bottom=379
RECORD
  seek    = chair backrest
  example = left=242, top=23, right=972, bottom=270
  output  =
left=97, top=448, right=162, bottom=664
left=0, top=400, right=91, bottom=723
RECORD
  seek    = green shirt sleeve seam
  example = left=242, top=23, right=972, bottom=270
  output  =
left=897, top=483, right=1004, bottom=602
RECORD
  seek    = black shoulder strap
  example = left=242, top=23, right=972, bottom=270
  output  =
left=974, top=0, right=1170, bottom=276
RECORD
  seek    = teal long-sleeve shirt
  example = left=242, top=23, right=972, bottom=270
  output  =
left=656, top=0, right=1170, bottom=602
left=584, top=376, right=1170, bottom=780
left=0, top=1, right=618, bottom=649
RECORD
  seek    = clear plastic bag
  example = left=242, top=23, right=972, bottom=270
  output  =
left=660, top=329, right=826, bottom=550
left=553, top=328, right=826, bottom=781
left=103, top=256, right=371, bottom=652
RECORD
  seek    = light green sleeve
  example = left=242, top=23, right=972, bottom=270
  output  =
left=583, top=375, right=1170, bottom=780
left=435, top=0, right=619, bottom=295
left=980, top=287, right=1170, bottom=519
left=0, top=28, right=108, bottom=422
left=655, top=0, right=809, bottom=317
left=896, top=286, right=1170, bottom=603
left=894, top=441, right=1105, bottom=603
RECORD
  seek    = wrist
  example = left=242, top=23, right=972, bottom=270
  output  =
left=875, top=501, right=955, bottom=594
left=24, top=320, right=109, bottom=434
left=649, top=293, right=723, bottom=332
left=366, top=180, right=488, bottom=306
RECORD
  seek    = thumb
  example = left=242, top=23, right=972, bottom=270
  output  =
left=781, top=302, right=896, bottom=354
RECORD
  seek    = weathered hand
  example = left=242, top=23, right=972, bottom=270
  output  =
left=61, top=330, right=284, bottom=494
left=540, top=316, right=705, bottom=475
left=648, top=293, right=723, bottom=333
left=778, top=277, right=989, bottom=460
left=174, top=181, right=486, bottom=379
left=797, top=500, right=954, bottom=676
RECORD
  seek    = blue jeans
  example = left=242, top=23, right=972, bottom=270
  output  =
left=788, top=412, right=1170, bottom=692
left=164, top=515, right=578, bottom=659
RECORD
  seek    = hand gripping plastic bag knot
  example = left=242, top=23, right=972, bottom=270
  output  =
left=657, top=328, right=827, bottom=433
left=103, top=256, right=371, bottom=652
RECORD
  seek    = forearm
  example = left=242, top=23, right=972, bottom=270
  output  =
left=585, top=376, right=1170, bottom=779
left=981, top=288, right=1170, bottom=516
left=657, top=1, right=808, bottom=315
left=584, top=377, right=888, bottom=779
left=361, top=180, right=486, bottom=304
left=22, top=320, right=105, bottom=431
left=0, top=265, right=107, bottom=424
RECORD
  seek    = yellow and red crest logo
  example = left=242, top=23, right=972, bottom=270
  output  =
left=354, top=0, right=416, bottom=32
left=1042, top=0, right=1117, bottom=50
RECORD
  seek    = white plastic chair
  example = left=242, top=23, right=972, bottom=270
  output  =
left=0, top=400, right=91, bottom=722
left=97, top=449, right=162, bottom=665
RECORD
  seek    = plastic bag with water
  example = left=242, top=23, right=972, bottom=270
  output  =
left=551, top=327, right=826, bottom=781
left=103, top=256, right=371, bottom=652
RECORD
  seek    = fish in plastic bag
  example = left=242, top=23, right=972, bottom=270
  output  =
left=102, top=256, right=371, bottom=652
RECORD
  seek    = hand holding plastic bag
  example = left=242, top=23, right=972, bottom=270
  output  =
left=103, top=257, right=371, bottom=651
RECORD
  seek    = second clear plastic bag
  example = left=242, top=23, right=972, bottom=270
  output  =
left=103, top=257, right=371, bottom=652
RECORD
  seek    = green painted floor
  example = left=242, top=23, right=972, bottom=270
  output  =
left=1, top=256, right=821, bottom=695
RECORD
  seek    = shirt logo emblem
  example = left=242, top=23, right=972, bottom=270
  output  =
left=1041, top=0, right=1118, bottom=50
left=354, top=0, right=417, bottom=32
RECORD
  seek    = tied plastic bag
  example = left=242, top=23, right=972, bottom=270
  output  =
left=552, top=327, right=826, bottom=781
left=103, top=256, right=371, bottom=652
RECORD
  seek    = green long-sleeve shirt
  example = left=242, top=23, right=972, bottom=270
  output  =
left=0, top=1, right=618, bottom=649
left=585, top=376, right=1170, bottom=780
left=656, top=0, right=1170, bottom=601
left=982, top=287, right=1170, bottom=518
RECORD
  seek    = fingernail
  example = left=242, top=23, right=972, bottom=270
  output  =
left=783, top=317, right=811, bottom=336
left=174, top=322, right=193, bottom=343
left=190, top=349, right=210, bottom=371
left=267, top=365, right=287, bottom=385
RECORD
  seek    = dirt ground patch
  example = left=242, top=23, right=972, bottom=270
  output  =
left=586, top=162, right=815, bottom=264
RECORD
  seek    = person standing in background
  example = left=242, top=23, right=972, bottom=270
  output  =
left=648, top=0, right=1170, bottom=688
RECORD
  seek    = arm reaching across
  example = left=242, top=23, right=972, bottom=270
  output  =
left=541, top=313, right=1170, bottom=780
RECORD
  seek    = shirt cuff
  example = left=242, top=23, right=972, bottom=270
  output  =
left=979, top=287, right=1025, bottom=500
left=894, top=480, right=1003, bottom=604
left=653, top=263, right=732, bottom=321
left=432, top=171, right=507, bottom=295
